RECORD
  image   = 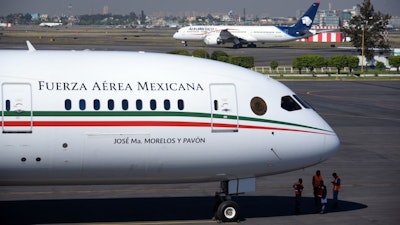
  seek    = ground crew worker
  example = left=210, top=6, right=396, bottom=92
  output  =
left=293, top=178, right=304, bottom=214
left=312, top=170, right=323, bottom=211
left=318, top=180, right=327, bottom=214
left=331, top=172, right=341, bottom=208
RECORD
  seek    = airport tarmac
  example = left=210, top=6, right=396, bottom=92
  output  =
left=0, top=80, right=399, bottom=225
left=0, top=41, right=353, bottom=66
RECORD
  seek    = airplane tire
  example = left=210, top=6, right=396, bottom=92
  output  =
left=216, top=200, right=240, bottom=222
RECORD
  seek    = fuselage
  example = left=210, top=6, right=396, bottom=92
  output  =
left=173, top=25, right=298, bottom=43
left=173, top=2, right=319, bottom=47
left=0, top=50, right=339, bottom=185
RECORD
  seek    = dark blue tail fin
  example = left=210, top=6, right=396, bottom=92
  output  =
left=293, top=2, right=320, bottom=30
left=277, top=2, right=320, bottom=37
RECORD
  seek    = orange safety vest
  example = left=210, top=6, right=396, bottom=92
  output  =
left=313, top=175, right=323, bottom=188
left=293, top=182, right=304, bottom=195
left=317, top=185, right=325, bottom=197
left=332, top=176, right=341, bottom=191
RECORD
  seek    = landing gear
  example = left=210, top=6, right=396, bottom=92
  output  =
left=181, top=41, right=188, bottom=46
left=232, top=43, right=257, bottom=48
left=214, top=191, right=241, bottom=222
left=213, top=178, right=255, bottom=222
left=247, top=43, right=257, bottom=48
left=212, top=180, right=243, bottom=222
left=216, top=200, right=240, bottom=222
left=233, top=43, right=243, bottom=49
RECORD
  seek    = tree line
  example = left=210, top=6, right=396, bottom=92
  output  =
left=169, top=48, right=400, bottom=73
left=291, top=55, right=400, bottom=74
left=168, top=49, right=255, bottom=69
left=292, top=55, right=359, bottom=74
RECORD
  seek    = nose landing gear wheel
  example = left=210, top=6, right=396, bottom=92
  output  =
left=216, top=200, right=240, bottom=222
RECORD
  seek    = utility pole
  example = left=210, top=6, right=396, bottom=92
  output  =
left=361, top=25, right=365, bottom=74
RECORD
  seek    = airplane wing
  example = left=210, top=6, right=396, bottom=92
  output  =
left=219, top=29, right=257, bottom=45
left=219, top=29, right=236, bottom=40
left=312, top=29, right=337, bottom=35
left=203, top=30, right=237, bottom=45
left=299, top=30, right=314, bottom=38
left=219, top=29, right=241, bottom=45
left=304, top=29, right=338, bottom=39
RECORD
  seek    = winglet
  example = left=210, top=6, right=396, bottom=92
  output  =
left=26, top=40, right=36, bottom=51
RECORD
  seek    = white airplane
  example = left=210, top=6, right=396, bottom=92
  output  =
left=0, top=41, right=339, bottom=222
left=173, top=2, right=320, bottom=48
left=39, top=22, right=62, bottom=27
left=0, top=23, right=12, bottom=28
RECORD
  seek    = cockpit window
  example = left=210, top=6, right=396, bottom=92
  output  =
left=250, top=97, right=267, bottom=116
left=293, top=95, right=312, bottom=109
left=281, top=96, right=301, bottom=111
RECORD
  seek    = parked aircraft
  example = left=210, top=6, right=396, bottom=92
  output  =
left=39, top=22, right=62, bottom=27
left=173, top=2, right=320, bottom=48
left=0, top=41, right=339, bottom=222
left=0, top=23, right=12, bottom=28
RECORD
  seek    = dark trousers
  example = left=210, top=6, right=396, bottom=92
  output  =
left=333, top=190, right=339, bottom=208
left=295, top=194, right=302, bottom=214
left=313, top=187, right=319, bottom=209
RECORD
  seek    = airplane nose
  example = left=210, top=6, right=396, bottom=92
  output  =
left=313, top=114, right=340, bottom=162
left=322, top=130, right=340, bottom=161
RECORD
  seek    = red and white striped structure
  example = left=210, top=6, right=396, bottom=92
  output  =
left=312, top=26, right=340, bottom=30
left=298, top=32, right=344, bottom=43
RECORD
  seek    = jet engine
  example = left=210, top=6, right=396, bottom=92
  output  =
left=204, top=34, right=222, bottom=45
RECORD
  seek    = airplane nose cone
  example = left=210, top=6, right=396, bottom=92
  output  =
left=313, top=114, right=340, bottom=161
left=322, top=130, right=340, bottom=161
left=325, top=134, right=340, bottom=158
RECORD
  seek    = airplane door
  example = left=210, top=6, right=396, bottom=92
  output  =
left=210, top=83, right=239, bottom=132
left=1, top=83, right=33, bottom=133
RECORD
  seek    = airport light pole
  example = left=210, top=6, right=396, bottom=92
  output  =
left=360, top=17, right=374, bottom=74
left=361, top=25, right=365, bottom=74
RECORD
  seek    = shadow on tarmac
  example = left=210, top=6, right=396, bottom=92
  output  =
left=0, top=196, right=367, bottom=224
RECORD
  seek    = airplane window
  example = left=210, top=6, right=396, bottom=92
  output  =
left=93, top=99, right=100, bottom=110
left=178, top=99, right=184, bottom=110
left=108, top=99, right=114, bottom=110
left=150, top=99, right=157, bottom=110
left=293, top=95, right=312, bottom=109
left=65, top=99, right=72, bottom=110
left=250, top=97, right=267, bottom=116
left=79, top=99, right=86, bottom=110
left=136, top=100, right=143, bottom=110
left=281, top=96, right=301, bottom=111
left=164, top=100, right=170, bottom=110
left=5, top=100, right=10, bottom=111
left=122, top=99, right=129, bottom=110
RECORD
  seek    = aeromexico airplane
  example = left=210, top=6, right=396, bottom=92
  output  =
left=0, top=42, right=339, bottom=222
left=173, top=2, right=320, bottom=48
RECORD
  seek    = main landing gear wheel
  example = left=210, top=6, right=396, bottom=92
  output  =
left=233, top=43, right=243, bottom=49
left=216, top=200, right=240, bottom=222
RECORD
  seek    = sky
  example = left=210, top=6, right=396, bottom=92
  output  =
left=1, top=0, right=399, bottom=17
